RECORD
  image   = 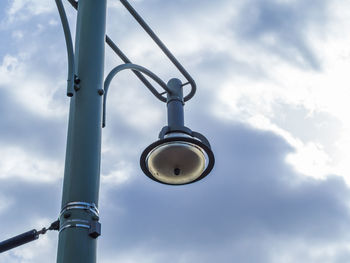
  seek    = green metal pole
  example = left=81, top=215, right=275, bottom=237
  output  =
left=57, top=0, right=107, bottom=262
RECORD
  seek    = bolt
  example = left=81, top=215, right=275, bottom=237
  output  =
left=74, top=78, right=81, bottom=85
left=174, top=168, right=181, bottom=176
left=63, top=213, right=71, bottom=219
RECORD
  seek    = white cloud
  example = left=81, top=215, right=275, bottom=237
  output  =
left=11, top=30, right=24, bottom=40
left=105, top=79, right=164, bottom=131
left=244, top=114, right=334, bottom=179
left=106, top=0, right=350, bottom=183
left=0, top=146, right=63, bottom=182
left=209, top=0, right=350, bottom=183
left=0, top=232, right=58, bottom=263
left=268, top=238, right=350, bottom=263
left=2, top=0, right=350, bottom=262
left=6, top=0, right=55, bottom=22
left=0, top=54, right=68, bottom=119
left=101, top=161, right=133, bottom=186
left=99, top=248, right=164, bottom=263
left=0, top=194, right=14, bottom=215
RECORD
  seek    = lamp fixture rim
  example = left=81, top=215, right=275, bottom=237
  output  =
left=140, top=136, right=215, bottom=185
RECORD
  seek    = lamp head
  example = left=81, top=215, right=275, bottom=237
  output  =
left=140, top=132, right=214, bottom=185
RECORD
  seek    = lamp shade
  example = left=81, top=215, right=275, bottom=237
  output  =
left=140, top=135, right=214, bottom=185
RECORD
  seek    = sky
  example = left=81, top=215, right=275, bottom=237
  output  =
left=1, top=0, right=350, bottom=262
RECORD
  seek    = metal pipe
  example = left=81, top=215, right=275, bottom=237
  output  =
left=119, top=0, right=197, bottom=102
left=102, top=63, right=170, bottom=127
left=55, top=0, right=75, bottom=97
left=167, top=78, right=184, bottom=128
left=0, top=230, right=39, bottom=253
left=56, top=0, right=107, bottom=262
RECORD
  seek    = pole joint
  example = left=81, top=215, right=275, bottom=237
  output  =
left=167, top=78, right=184, bottom=105
left=59, top=202, right=101, bottom=239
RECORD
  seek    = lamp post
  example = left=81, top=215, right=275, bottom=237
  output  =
left=55, top=0, right=215, bottom=261
left=56, top=0, right=214, bottom=262
left=0, top=0, right=214, bottom=259
left=56, top=0, right=106, bottom=262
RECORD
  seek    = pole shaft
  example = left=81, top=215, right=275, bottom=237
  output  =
left=167, top=78, right=184, bottom=128
left=57, top=0, right=106, bottom=262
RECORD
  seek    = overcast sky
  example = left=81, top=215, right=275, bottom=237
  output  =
left=1, top=0, right=350, bottom=262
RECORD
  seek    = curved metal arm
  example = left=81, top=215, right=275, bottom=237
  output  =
left=106, top=35, right=167, bottom=100
left=65, top=1, right=160, bottom=100
left=55, top=0, right=75, bottom=97
left=103, top=63, right=170, bottom=128
left=65, top=0, right=197, bottom=101
left=119, top=0, right=196, bottom=102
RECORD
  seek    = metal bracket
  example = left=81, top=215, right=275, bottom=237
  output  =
left=158, top=126, right=212, bottom=148
left=60, top=201, right=99, bottom=218
left=74, top=75, right=81, bottom=91
left=158, top=126, right=192, bottom=139
left=59, top=219, right=101, bottom=239
left=59, top=219, right=90, bottom=233
left=59, top=202, right=101, bottom=239
left=89, top=221, right=102, bottom=239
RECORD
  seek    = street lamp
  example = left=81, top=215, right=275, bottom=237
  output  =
left=140, top=77, right=215, bottom=185
left=0, top=0, right=215, bottom=261
left=141, top=133, right=214, bottom=185
left=103, top=64, right=215, bottom=186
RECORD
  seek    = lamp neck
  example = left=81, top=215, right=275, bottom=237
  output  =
left=167, top=78, right=184, bottom=128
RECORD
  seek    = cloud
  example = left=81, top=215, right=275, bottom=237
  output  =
left=0, top=87, right=67, bottom=156
left=1, top=0, right=350, bottom=262
left=234, top=0, right=328, bottom=69
left=2, top=118, right=350, bottom=262
left=97, top=118, right=350, bottom=263
left=5, top=0, right=55, bottom=23
left=0, top=179, right=60, bottom=263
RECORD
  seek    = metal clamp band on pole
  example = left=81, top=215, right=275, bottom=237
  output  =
left=60, top=201, right=99, bottom=218
left=102, top=63, right=170, bottom=127
left=59, top=202, right=101, bottom=239
left=59, top=219, right=101, bottom=239
left=119, top=0, right=197, bottom=102
left=59, top=219, right=90, bottom=233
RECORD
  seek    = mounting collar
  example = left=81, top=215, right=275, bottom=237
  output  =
left=59, top=202, right=101, bottom=239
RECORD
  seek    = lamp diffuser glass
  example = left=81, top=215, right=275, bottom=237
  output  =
left=146, top=141, right=206, bottom=185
